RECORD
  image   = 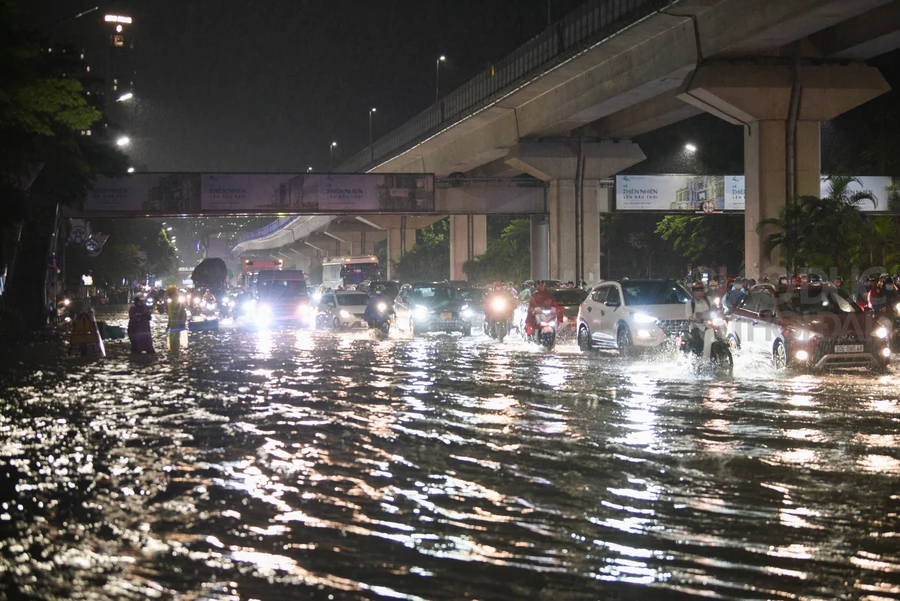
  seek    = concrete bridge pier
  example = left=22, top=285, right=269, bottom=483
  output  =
left=506, top=140, right=645, bottom=283
left=679, top=64, right=890, bottom=280
left=449, top=215, right=487, bottom=281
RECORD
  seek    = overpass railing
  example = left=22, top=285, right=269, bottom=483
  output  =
left=340, top=0, right=668, bottom=173
left=237, top=216, right=300, bottom=244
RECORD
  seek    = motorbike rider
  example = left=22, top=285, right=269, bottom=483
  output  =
left=484, top=281, right=515, bottom=330
left=869, top=273, right=898, bottom=313
left=525, top=280, right=561, bottom=338
left=364, top=286, right=391, bottom=327
left=686, top=280, right=720, bottom=357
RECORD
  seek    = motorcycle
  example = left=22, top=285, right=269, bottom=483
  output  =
left=531, top=306, right=560, bottom=350
left=367, top=300, right=393, bottom=337
left=671, top=311, right=733, bottom=369
left=155, top=295, right=167, bottom=314
left=483, top=294, right=514, bottom=342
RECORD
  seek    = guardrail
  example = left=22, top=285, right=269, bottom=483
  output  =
left=340, top=0, right=668, bottom=173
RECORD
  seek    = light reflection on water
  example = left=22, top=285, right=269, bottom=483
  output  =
left=0, top=311, right=898, bottom=600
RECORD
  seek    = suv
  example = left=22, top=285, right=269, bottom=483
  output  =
left=394, top=283, right=474, bottom=335
left=727, top=283, right=890, bottom=370
left=576, top=279, right=692, bottom=355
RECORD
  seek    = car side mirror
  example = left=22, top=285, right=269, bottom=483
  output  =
left=605, top=298, right=620, bottom=308
left=758, top=309, right=773, bottom=320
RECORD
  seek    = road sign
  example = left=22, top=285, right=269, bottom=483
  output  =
left=700, top=201, right=716, bottom=214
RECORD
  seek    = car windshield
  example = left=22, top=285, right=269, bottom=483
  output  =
left=778, top=287, right=860, bottom=315
left=372, top=282, right=399, bottom=296
left=552, top=289, right=588, bottom=305
left=259, top=280, right=307, bottom=298
left=621, top=281, right=689, bottom=305
left=412, top=286, right=457, bottom=301
left=337, top=294, right=369, bottom=306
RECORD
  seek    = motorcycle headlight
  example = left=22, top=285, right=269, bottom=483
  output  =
left=192, top=297, right=200, bottom=305
left=875, top=326, right=889, bottom=339
left=631, top=312, right=658, bottom=324
left=178, top=295, right=186, bottom=303
left=205, top=303, right=216, bottom=311
left=339, top=309, right=351, bottom=319
left=491, top=298, right=506, bottom=311
left=413, top=305, right=430, bottom=319
left=376, top=302, right=388, bottom=313
left=895, top=302, right=900, bottom=314
left=710, top=317, right=726, bottom=328
left=62, top=298, right=71, bottom=306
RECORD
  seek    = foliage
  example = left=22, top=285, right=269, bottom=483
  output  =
left=393, top=219, right=449, bottom=283
left=0, top=3, right=128, bottom=327
left=462, top=218, right=530, bottom=284
left=654, top=214, right=745, bottom=275
left=758, top=176, right=875, bottom=278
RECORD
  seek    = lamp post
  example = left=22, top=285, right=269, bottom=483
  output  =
left=116, top=136, right=130, bottom=147
left=329, top=141, right=337, bottom=172
left=307, top=166, right=313, bottom=172
left=435, top=55, right=445, bottom=103
left=368, top=107, right=376, bottom=161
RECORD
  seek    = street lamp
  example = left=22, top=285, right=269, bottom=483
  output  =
left=435, top=55, right=445, bottom=103
left=368, top=107, right=376, bottom=161
left=116, top=136, right=130, bottom=147
left=127, top=166, right=135, bottom=173
left=116, top=92, right=133, bottom=102
left=685, top=143, right=697, bottom=153
left=307, top=166, right=313, bottom=172
left=329, top=141, right=337, bottom=171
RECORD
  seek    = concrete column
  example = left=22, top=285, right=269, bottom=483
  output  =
left=530, top=215, right=549, bottom=280
left=678, top=64, right=889, bottom=279
left=449, top=214, right=486, bottom=281
left=506, top=140, right=645, bottom=283
left=387, top=227, right=416, bottom=280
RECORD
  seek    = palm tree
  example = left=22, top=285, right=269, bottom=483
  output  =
left=759, top=176, right=875, bottom=278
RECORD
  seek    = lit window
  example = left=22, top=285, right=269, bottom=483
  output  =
left=113, top=35, right=124, bottom=47
left=112, top=85, right=117, bottom=90
left=86, top=130, right=91, bottom=136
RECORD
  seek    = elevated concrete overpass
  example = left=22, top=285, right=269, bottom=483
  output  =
left=252, top=0, right=900, bottom=281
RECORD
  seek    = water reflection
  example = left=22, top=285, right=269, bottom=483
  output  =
left=0, top=312, right=898, bottom=600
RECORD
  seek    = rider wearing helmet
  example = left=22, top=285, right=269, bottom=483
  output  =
left=525, top=280, right=561, bottom=337
left=686, top=281, right=717, bottom=356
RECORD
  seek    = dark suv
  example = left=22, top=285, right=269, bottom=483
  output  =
left=727, top=283, right=890, bottom=370
left=393, top=283, right=474, bottom=335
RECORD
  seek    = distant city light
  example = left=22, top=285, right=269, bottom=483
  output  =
left=127, top=167, right=135, bottom=173
left=104, top=15, right=132, bottom=24
left=685, top=143, right=697, bottom=153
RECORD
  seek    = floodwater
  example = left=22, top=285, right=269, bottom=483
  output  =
left=1, top=308, right=898, bottom=600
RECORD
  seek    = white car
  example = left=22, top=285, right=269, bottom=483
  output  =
left=576, top=279, right=693, bottom=355
left=316, top=291, right=371, bottom=328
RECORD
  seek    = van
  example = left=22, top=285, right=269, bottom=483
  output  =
left=254, top=270, right=313, bottom=326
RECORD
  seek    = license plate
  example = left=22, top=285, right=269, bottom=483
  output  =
left=835, top=344, right=863, bottom=353
left=440, top=312, right=452, bottom=319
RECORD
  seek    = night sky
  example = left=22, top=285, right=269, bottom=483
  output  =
left=30, top=0, right=586, bottom=173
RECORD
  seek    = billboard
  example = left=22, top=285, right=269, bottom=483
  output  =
left=616, top=175, right=900, bottom=213
left=84, top=172, right=436, bottom=216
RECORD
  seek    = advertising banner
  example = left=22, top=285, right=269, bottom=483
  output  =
left=616, top=175, right=900, bottom=213
left=616, top=175, right=726, bottom=212
left=83, top=173, right=436, bottom=216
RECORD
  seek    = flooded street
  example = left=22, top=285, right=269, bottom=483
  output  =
left=1, top=308, right=899, bottom=600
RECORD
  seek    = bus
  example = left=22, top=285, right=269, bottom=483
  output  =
left=321, top=255, right=381, bottom=291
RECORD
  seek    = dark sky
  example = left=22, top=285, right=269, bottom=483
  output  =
left=30, top=0, right=585, bottom=173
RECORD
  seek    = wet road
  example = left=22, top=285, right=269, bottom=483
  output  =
left=1, top=307, right=898, bottom=600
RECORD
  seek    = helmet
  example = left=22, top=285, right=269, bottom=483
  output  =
left=166, top=285, right=177, bottom=297
left=493, top=281, right=504, bottom=290
left=692, top=281, right=705, bottom=290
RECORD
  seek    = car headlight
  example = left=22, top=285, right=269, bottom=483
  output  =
left=376, top=302, right=388, bottom=313
left=413, top=305, right=430, bottom=319
left=312, top=292, right=322, bottom=303
left=875, top=326, right=889, bottom=339
left=631, top=312, right=658, bottom=324
left=460, top=304, right=473, bottom=319
left=298, top=303, right=311, bottom=316
left=339, top=309, right=351, bottom=319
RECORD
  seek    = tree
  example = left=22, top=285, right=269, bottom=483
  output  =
left=393, top=219, right=450, bottom=283
left=654, top=214, right=745, bottom=276
left=758, top=176, right=875, bottom=278
left=0, top=3, right=127, bottom=328
left=463, top=218, right=530, bottom=284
